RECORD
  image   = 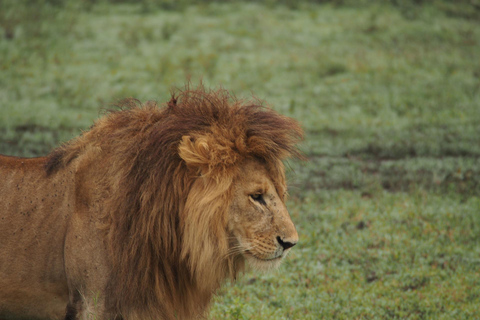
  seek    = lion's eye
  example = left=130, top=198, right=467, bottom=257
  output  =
left=250, top=193, right=266, bottom=205
left=251, top=193, right=261, bottom=200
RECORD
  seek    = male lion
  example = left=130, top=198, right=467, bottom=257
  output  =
left=0, top=87, right=303, bottom=320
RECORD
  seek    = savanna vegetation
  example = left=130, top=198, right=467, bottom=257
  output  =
left=1, top=0, right=479, bottom=318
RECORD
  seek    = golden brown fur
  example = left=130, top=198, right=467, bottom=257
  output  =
left=0, top=87, right=303, bottom=320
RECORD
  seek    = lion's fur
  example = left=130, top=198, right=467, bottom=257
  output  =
left=0, top=86, right=303, bottom=319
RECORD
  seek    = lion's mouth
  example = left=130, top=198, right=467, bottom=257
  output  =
left=244, top=250, right=282, bottom=261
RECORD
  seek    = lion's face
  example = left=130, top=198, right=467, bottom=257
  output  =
left=228, top=158, right=298, bottom=271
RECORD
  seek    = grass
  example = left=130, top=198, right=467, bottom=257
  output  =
left=1, top=0, right=479, bottom=318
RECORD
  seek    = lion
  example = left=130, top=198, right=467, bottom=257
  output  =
left=0, top=87, right=303, bottom=320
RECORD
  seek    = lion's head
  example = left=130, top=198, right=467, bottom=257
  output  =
left=43, top=86, right=303, bottom=319
left=227, top=158, right=298, bottom=270
left=179, top=141, right=299, bottom=285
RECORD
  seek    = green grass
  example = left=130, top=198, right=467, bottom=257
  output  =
left=1, top=0, right=480, bottom=318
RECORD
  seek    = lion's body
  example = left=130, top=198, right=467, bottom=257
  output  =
left=0, top=88, right=303, bottom=320
left=0, top=156, right=70, bottom=320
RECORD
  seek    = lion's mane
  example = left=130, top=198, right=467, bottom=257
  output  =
left=45, top=87, right=303, bottom=319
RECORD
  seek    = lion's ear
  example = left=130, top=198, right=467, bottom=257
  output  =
left=178, top=136, right=212, bottom=172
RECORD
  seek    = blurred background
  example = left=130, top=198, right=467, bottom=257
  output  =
left=1, top=0, right=480, bottom=318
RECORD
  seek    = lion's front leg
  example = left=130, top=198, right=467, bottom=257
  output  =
left=64, top=213, right=115, bottom=320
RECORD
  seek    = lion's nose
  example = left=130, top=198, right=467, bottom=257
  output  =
left=276, top=236, right=297, bottom=250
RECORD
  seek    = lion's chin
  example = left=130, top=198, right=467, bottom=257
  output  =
left=243, top=252, right=285, bottom=272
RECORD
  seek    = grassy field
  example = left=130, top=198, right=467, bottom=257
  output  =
left=1, top=0, right=480, bottom=319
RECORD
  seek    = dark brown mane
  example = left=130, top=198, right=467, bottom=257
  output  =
left=44, top=86, right=303, bottom=319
